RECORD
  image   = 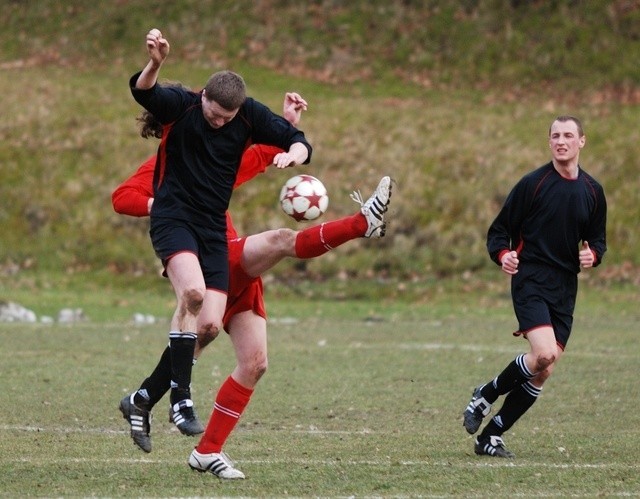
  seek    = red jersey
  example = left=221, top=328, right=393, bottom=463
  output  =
left=112, top=144, right=284, bottom=238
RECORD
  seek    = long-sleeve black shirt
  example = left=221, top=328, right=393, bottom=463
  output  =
left=129, top=72, right=312, bottom=231
left=487, top=162, right=607, bottom=274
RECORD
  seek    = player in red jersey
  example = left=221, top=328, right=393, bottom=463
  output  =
left=115, top=92, right=392, bottom=479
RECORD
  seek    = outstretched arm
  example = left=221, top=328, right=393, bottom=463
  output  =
left=273, top=92, right=309, bottom=168
left=236, top=92, right=309, bottom=181
left=272, top=142, right=309, bottom=169
left=135, top=28, right=170, bottom=90
left=112, top=157, right=156, bottom=217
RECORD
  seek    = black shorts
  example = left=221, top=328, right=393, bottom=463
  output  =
left=511, top=262, right=578, bottom=349
left=150, top=217, right=229, bottom=292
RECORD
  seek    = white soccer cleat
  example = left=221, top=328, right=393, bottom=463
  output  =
left=350, top=176, right=392, bottom=238
left=188, top=449, right=246, bottom=480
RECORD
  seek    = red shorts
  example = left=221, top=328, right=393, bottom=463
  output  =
left=222, top=237, right=266, bottom=331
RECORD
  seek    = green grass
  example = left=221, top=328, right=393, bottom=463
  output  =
left=1, top=282, right=638, bottom=497
left=1, top=3, right=638, bottom=495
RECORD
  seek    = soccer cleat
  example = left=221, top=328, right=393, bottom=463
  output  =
left=463, top=386, right=492, bottom=434
left=119, top=394, right=152, bottom=453
left=474, top=435, right=515, bottom=458
left=189, top=449, right=246, bottom=480
left=169, top=398, right=204, bottom=436
left=350, top=176, right=392, bottom=238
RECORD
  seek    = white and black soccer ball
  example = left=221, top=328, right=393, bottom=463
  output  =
left=279, top=174, right=329, bottom=221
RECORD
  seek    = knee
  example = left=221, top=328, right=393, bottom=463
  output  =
left=254, top=359, right=268, bottom=383
left=244, top=356, right=268, bottom=384
left=181, top=287, right=205, bottom=315
left=533, top=363, right=554, bottom=384
left=271, top=228, right=298, bottom=252
left=534, top=349, right=557, bottom=373
left=197, top=325, right=221, bottom=350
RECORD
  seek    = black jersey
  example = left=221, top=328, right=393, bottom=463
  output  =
left=129, top=72, right=312, bottom=231
left=487, top=162, right=607, bottom=274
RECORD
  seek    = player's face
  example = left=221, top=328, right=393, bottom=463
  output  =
left=201, top=92, right=238, bottom=129
left=548, top=120, right=585, bottom=164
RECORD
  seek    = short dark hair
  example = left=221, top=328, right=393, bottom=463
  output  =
left=550, top=115, right=584, bottom=137
left=203, top=70, right=246, bottom=111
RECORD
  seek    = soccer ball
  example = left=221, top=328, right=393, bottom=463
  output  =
left=279, top=174, right=329, bottom=221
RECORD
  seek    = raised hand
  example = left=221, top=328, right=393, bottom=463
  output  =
left=282, top=92, right=308, bottom=127
left=146, top=28, right=170, bottom=67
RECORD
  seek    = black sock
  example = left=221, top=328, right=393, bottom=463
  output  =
left=169, top=332, right=197, bottom=405
left=479, top=381, right=542, bottom=439
left=134, top=345, right=172, bottom=410
left=481, top=354, right=535, bottom=403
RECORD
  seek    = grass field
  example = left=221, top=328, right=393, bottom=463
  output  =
left=2, top=3, right=639, bottom=496
left=1, top=282, right=638, bottom=497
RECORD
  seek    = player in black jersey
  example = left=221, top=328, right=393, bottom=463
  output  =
left=463, top=116, right=607, bottom=458
left=127, top=28, right=312, bottom=435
